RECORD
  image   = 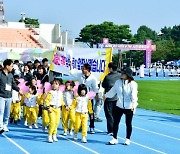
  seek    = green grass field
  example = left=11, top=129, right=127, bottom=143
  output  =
left=137, top=80, right=180, bottom=115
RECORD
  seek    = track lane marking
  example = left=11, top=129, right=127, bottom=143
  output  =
left=2, top=134, right=30, bottom=154
left=95, top=128, right=167, bottom=154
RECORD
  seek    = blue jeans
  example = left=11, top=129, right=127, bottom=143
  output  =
left=0, top=97, right=12, bottom=130
left=94, top=99, right=103, bottom=118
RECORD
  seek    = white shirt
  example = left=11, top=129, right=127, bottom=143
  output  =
left=13, top=64, right=21, bottom=76
left=105, top=79, right=138, bottom=109
left=64, top=91, right=74, bottom=107
left=12, top=90, right=20, bottom=103
left=75, top=96, right=89, bottom=113
left=25, top=95, right=37, bottom=107
left=71, top=69, right=99, bottom=93
left=50, top=90, right=63, bottom=107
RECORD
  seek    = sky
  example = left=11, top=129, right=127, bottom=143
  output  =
left=3, top=0, right=180, bottom=38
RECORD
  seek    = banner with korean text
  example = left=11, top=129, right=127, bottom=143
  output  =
left=49, top=47, right=112, bottom=81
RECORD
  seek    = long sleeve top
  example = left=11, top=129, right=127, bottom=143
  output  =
left=70, top=69, right=99, bottom=93
left=45, top=90, right=64, bottom=108
left=105, top=79, right=138, bottom=109
left=0, top=70, right=19, bottom=98
left=12, top=90, right=21, bottom=103
left=102, top=71, right=120, bottom=101
left=70, top=96, right=93, bottom=114
left=63, top=91, right=74, bottom=107
left=24, top=93, right=39, bottom=107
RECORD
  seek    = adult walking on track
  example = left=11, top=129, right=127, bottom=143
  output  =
left=0, top=59, right=21, bottom=134
left=102, top=62, right=120, bottom=135
left=104, top=67, right=138, bottom=145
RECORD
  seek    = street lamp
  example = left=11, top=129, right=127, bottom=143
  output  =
left=21, top=12, right=26, bottom=22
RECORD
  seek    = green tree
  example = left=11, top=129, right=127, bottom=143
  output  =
left=160, top=26, right=172, bottom=40
left=76, top=21, right=134, bottom=48
left=171, top=25, right=180, bottom=42
left=19, top=17, right=39, bottom=28
left=135, top=25, right=157, bottom=43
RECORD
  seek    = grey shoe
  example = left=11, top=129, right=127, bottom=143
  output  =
left=90, top=128, right=95, bottom=134
left=94, top=117, right=103, bottom=122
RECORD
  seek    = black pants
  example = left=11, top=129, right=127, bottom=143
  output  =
left=104, top=99, right=117, bottom=133
left=113, top=106, right=133, bottom=139
left=38, top=105, right=43, bottom=117
left=89, top=99, right=95, bottom=128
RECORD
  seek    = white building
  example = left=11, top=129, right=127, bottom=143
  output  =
left=0, top=22, right=74, bottom=49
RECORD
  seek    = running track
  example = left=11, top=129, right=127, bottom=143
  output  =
left=0, top=108, right=179, bottom=154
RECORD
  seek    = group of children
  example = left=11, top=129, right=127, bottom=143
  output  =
left=10, top=77, right=94, bottom=143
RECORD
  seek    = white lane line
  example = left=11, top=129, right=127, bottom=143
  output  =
left=2, top=134, right=30, bottom=154
left=121, top=123, right=180, bottom=141
left=137, top=109, right=180, bottom=120
left=59, top=135, right=99, bottom=154
left=134, top=116, right=180, bottom=129
left=100, top=117, right=180, bottom=140
left=95, top=128, right=167, bottom=154
left=100, top=115, right=180, bottom=129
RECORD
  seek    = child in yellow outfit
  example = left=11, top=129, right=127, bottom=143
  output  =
left=62, top=80, right=75, bottom=136
left=45, top=79, right=64, bottom=143
left=41, top=92, right=50, bottom=132
left=10, top=90, right=21, bottom=124
left=70, top=84, right=93, bottom=143
left=23, top=77, right=38, bottom=126
left=24, top=85, right=40, bottom=129
left=10, top=75, right=22, bottom=124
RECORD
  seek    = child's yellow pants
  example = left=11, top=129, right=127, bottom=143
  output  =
left=62, top=106, right=75, bottom=132
left=23, top=106, right=28, bottom=122
left=42, top=109, right=49, bottom=127
left=74, top=112, right=88, bottom=137
left=26, top=107, right=38, bottom=124
left=48, top=107, right=60, bottom=135
left=10, top=102, right=21, bottom=121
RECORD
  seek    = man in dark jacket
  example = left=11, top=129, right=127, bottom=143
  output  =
left=0, top=59, right=20, bottom=134
left=102, top=62, right=120, bottom=135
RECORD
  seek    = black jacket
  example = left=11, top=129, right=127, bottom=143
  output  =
left=102, top=71, right=120, bottom=101
left=0, top=70, right=20, bottom=98
left=21, top=72, right=33, bottom=81
left=35, top=73, right=49, bottom=85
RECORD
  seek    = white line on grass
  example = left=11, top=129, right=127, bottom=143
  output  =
left=95, top=128, right=167, bottom=154
left=59, top=134, right=100, bottom=154
left=2, top=134, right=30, bottom=154
left=134, top=116, right=180, bottom=129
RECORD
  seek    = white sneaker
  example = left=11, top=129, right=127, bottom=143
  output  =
left=28, top=125, right=32, bottom=129
left=124, top=138, right=130, bottom=145
left=24, top=121, right=28, bottom=126
left=3, top=126, right=9, bottom=132
left=109, top=137, right=118, bottom=145
left=63, top=131, right=67, bottom=136
left=81, top=136, right=87, bottom=143
left=48, top=135, right=53, bottom=143
left=73, top=133, right=78, bottom=141
left=107, top=132, right=113, bottom=136
left=69, top=130, right=73, bottom=136
left=34, top=124, right=38, bottom=129
left=52, top=135, right=58, bottom=142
